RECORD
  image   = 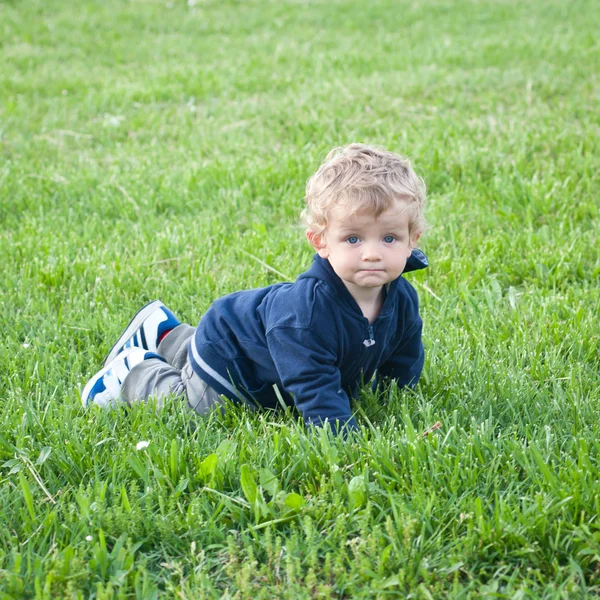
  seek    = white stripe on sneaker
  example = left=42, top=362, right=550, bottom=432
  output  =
left=113, top=356, right=132, bottom=383
left=104, top=300, right=165, bottom=366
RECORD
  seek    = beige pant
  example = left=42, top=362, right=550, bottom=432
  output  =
left=120, top=324, right=224, bottom=415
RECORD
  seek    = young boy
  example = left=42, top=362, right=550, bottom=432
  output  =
left=82, top=143, right=428, bottom=433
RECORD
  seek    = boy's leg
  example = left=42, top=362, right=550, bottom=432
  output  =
left=120, top=357, right=186, bottom=409
left=180, top=361, right=226, bottom=415
left=156, top=324, right=196, bottom=370
left=120, top=355, right=225, bottom=415
left=84, top=311, right=223, bottom=414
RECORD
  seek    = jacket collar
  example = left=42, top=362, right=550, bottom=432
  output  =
left=297, top=249, right=428, bottom=319
left=403, top=248, right=429, bottom=273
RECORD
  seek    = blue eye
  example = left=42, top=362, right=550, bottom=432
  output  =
left=347, top=236, right=359, bottom=244
left=383, top=235, right=396, bottom=243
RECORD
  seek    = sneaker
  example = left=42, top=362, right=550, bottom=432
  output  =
left=82, top=347, right=166, bottom=408
left=103, top=300, right=180, bottom=367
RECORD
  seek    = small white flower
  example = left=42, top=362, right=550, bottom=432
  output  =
left=186, top=97, right=197, bottom=112
left=136, top=441, right=150, bottom=451
left=86, top=535, right=93, bottom=541
left=103, top=113, right=124, bottom=127
left=23, top=343, right=30, bottom=349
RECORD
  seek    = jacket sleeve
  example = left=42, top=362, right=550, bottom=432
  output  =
left=266, top=326, right=358, bottom=433
left=377, top=318, right=424, bottom=388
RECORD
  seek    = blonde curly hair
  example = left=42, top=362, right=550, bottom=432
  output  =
left=302, top=143, right=426, bottom=242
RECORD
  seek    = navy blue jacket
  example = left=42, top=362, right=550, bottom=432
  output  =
left=188, top=250, right=428, bottom=430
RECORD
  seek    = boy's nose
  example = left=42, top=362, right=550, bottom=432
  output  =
left=362, top=244, right=382, bottom=261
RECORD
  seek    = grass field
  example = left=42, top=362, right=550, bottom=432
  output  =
left=1, top=0, right=599, bottom=597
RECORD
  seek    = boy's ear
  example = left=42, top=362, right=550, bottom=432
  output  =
left=410, top=232, right=421, bottom=248
left=306, top=230, right=329, bottom=258
left=406, top=232, right=421, bottom=257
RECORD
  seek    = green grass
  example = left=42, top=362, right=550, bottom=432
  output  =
left=1, top=0, right=599, bottom=597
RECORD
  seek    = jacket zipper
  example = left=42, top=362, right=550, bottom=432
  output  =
left=345, top=322, right=377, bottom=386
left=364, top=324, right=376, bottom=347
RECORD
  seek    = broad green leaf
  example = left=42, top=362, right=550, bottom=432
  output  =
left=284, top=492, right=305, bottom=511
left=348, top=475, right=367, bottom=509
left=120, top=486, right=132, bottom=513
left=175, top=478, right=189, bottom=495
left=36, top=447, right=52, bottom=466
left=240, top=464, right=258, bottom=505
left=3, top=458, right=21, bottom=475
left=199, top=453, right=218, bottom=482
left=216, top=439, right=237, bottom=461
left=380, top=575, right=401, bottom=589
left=259, top=468, right=279, bottom=497
left=19, top=472, right=35, bottom=520
left=127, top=455, right=147, bottom=482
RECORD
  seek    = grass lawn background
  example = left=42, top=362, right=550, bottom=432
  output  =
left=1, top=0, right=599, bottom=596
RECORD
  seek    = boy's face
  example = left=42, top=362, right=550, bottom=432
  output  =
left=308, top=199, right=418, bottom=295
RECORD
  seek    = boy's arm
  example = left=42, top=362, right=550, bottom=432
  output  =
left=377, top=318, right=424, bottom=389
left=266, top=326, right=358, bottom=433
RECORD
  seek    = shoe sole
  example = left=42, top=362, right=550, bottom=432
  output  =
left=103, top=300, right=164, bottom=367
